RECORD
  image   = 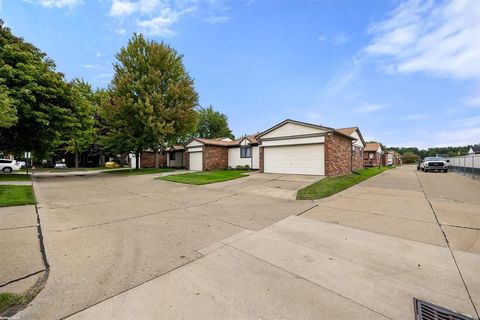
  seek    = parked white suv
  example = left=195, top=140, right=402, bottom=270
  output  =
left=0, top=159, right=21, bottom=173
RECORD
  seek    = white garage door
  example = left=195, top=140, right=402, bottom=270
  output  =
left=264, top=144, right=324, bottom=175
left=189, top=152, right=203, bottom=171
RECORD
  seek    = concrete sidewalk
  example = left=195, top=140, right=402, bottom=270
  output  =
left=69, top=216, right=477, bottom=320
left=0, top=205, right=45, bottom=295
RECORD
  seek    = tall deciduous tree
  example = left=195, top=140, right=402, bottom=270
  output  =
left=0, top=84, right=16, bottom=128
left=107, top=34, right=198, bottom=169
left=0, top=20, right=76, bottom=157
left=196, top=106, right=234, bottom=139
left=64, top=79, right=96, bottom=168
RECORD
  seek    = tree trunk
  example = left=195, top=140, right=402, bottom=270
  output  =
left=100, top=153, right=105, bottom=166
left=75, top=149, right=79, bottom=168
left=135, top=152, right=140, bottom=170
left=154, top=148, right=159, bottom=169
left=119, top=154, right=125, bottom=166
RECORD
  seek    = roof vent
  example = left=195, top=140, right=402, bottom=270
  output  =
left=414, top=298, right=474, bottom=320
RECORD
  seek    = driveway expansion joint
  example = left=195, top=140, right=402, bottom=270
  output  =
left=225, top=243, right=394, bottom=320
left=415, top=171, right=480, bottom=319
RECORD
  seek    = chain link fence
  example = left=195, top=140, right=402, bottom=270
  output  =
left=446, top=154, right=480, bottom=180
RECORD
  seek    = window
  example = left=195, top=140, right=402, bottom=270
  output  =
left=170, top=151, right=176, bottom=161
left=240, top=146, right=251, bottom=158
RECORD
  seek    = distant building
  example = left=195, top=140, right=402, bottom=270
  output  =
left=468, top=146, right=480, bottom=155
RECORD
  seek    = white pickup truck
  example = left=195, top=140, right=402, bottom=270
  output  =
left=418, top=157, right=448, bottom=173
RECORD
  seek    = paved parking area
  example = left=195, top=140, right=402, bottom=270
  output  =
left=15, top=167, right=480, bottom=319
left=18, top=171, right=317, bottom=319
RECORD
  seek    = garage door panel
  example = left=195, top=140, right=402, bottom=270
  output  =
left=264, top=144, right=324, bottom=175
left=189, top=152, right=203, bottom=171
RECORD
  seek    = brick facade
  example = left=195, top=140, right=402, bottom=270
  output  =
left=352, top=146, right=364, bottom=171
left=324, top=133, right=352, bottom=176
left=185, top=151, right=190, bottom=170
left=259, top=146, right=264, bottom=173
left=140, top=151, right=167, bottom=168
left=364, top=152, right=382, bottom=167
left=203, top=146, right=228, bottom=170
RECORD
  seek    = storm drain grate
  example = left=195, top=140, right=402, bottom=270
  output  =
left=414, top=298, right=474, bottom=320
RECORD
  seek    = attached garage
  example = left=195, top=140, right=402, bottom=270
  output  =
left=188, top=151, right=203, bottom=171
left=258, top=119, right=354, bottom=176
left=264, top=144, right=325, bottom=175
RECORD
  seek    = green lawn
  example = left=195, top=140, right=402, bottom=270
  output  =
left=0, top=173, right=31, bottom=181
left=0, top=185, right=35, bottom=207
left=0, top=293, right=26, bottom=315
left=157, top=170, right=248, bottom=185
left=105, top=168, right=175, bottom=175
left=297, top=166, right=392, bottom=200
left=21, top=167, right=114, bottom=173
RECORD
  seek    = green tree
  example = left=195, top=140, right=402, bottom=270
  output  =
left=107, top=34, right=198, bottom=169
left=0, top=20, right=76, bottom=157
left=0, top=84, right=16, bottom=128
left=196, top=106, right=234, bottom=139
left=401, top=152, right=419, bottom=164
left=64, top=79, right=96, bottom=168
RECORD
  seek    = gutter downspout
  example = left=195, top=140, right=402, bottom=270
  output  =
left=351, top=139, right=357, bottom=173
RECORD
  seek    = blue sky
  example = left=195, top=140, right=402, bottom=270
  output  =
left=2, top=0, right=479, bottom=148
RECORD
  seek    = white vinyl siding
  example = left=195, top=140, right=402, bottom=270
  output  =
left=228, top=147, right=251, bottom=168
left=188, top=151, right=203, bottom=171
left=263, top=144, right=325, bottom=175
left=261, top=122, right=326, bottom=139
left=167, top=151, right=184, bottom=167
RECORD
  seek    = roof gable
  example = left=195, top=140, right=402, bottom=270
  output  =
left=336, top=127, right=366, bottom=146
left=258, top=119, right=333, bottom=140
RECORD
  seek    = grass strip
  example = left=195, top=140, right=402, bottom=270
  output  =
left=297, top=166, right=392, bottom=200
left=157, top=170, right=247, bottom=185
left=0, top=185, right=35, bottom=207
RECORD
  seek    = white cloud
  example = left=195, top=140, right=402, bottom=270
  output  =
left=109, top=0, right=137, bottom=16
left=137, top=8, right=180, bottom=36
left=332, top=33, right=348, bottom=45
left=354, top=103, right=387, bottom=114
left=205, top=15, right=230, bottom=24
left=366, top=0, right=480, bottom=81
left=317, top=35, right=327, bottom=42
left=320, top=54, right=364, bottom=97
left=22, top=0, right=82, bottom=8
left=464, top=90, right=480, bottom=107
left=82, top=64, right=95, bottom=69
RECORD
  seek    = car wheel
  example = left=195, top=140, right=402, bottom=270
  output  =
left=443, top=169, right=448, bottom=173
left=422, top=168, right=425, bottom=172
left=2, top=167, right=12, bottom=173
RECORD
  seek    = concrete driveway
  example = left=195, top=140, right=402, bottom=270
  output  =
left=17, top=171, right=316, bottom=319
left=16, top=167, right=480, bottom=319
left=65, top=166, right=479, bottom=320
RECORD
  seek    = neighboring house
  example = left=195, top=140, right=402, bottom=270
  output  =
left=166, top=146, right=186, bottom=168
left=337, top=127, right=366, bottom=171
left=227, top=135, right=260, bottom=169
left=467, top=146, right=480, bottom=155
left=256, top=119, right=355, bottom=176
left=364, top=143, right=383, bottom=167
left=184, top=136, right=260, bottom=171
left=383, top=150, right=401, bottom=166
left=140, top=150, right=167, bottom=168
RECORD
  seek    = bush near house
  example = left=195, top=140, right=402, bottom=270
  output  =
left=297, top=167, right=392, bottom=200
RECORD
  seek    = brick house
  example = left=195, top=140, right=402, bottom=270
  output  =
left=383, top=150, right=401, bottom=166
left=256, top=119, right=355, bottom=176
left=337, top=127, right=366, bottom=171
left=364, top=142, right=383, bottom=167
left=140, top=151, right=167, bottom=168
left=184, top=136, right=261, bottom=171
